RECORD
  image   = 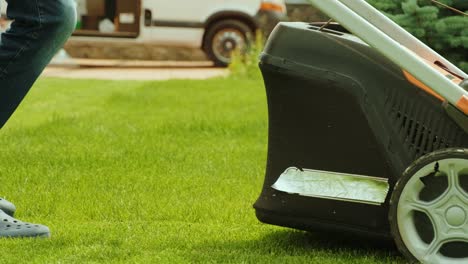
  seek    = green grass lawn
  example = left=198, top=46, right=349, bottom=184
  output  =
left=0, top=77, right=405, bottom=263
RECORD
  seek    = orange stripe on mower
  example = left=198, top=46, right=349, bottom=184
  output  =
left=457, top=95, right=468, bottom=115
left=403, top=70, right=444, bottom=101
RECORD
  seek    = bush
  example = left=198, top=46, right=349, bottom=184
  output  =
left=228, top=32, right=264, bottom=80
left=367, top=0, right=468, bottom=72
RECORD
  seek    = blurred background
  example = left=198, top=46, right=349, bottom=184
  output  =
left=0, top=0, right=466, bottom=71
left=0, top=0, right=326, bottom=64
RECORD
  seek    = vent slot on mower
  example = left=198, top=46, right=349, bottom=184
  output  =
left=385, top=87, right=466, bottom=160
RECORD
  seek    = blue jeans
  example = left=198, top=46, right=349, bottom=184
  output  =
left=0, top=0, right=76, bottom=129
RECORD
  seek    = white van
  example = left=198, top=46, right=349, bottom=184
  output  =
left=1, top=0, right=286, bottom=66
left=70, top=0, right=287, bottom=66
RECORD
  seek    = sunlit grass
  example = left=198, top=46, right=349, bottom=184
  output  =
left=0, top=77, right=404, bottom=263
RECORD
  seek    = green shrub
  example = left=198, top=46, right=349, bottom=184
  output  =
left=367, top=0, right=468, bottom=72
left=229, top=31, right=265, bottom=80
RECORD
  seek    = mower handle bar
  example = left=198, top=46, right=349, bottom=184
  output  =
left=307, top=0, right=468, bottom=115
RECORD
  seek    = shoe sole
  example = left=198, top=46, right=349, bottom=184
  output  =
left=0, top=232, right=51, bottom=239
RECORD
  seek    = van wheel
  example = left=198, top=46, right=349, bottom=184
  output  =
left=204, top=19, right=253, bottom=67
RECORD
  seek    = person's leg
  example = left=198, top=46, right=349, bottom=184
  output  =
left=0, top=0, right=76, bottom=238
left=0, top=0, right=76, bottom=128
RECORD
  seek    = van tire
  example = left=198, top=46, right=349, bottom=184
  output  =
left=204, top=19, right=253, bottom=67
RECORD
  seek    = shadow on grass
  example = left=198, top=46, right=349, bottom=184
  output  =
left=256, top=229, right=398, bottom=253
left=193, top=228, right=405, bottom=263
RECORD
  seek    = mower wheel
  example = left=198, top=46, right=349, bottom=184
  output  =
left=389, top=148, right=468, bottom=264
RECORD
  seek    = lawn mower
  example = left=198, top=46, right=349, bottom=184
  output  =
left=253, top=0, right=468, bottom=263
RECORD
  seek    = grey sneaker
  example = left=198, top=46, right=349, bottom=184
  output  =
left=0, top=198, right=16, bottom=217
left=0, top=210, right=50, bottom=238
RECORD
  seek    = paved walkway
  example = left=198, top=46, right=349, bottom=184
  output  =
left=42, top=59, right=229, bottom=81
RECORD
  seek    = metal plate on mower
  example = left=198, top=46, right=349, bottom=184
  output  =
left=272, top=167, right=390, bottom=205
